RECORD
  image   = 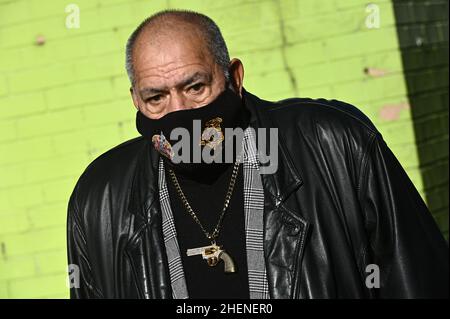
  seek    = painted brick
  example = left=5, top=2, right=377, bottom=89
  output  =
left=0, top=255, right=36, bottom=281
left=299, top=86, right=334, bottom=101
left=277, top=0, right=339, bottom=19
left=433, top=210, right=449, bottom=235
left=8, top=273, right=68, bottom=298
left=239, top=49, right=285, bottom=75
left=118, top=119, right=139, bottom=142
left=0, top=280, right=9, bottom=298
left=0, top=213, right=31, bottom=236
left=41, top=178, right=78, bottom=204
left=74, top=53, right=124, bottom=81
left=0, top=23, right=32, bottom=49
left=226, top=24, right=282, bottom=53
left=8, top=63, right=76, bottom=94
left=400, top=167, right=423, bottom=192
left=7, top=184, right=45, bottom=209
left=0, top=0, right=31, bottom=27
left=16, top=108, right=84, bottom=138
left=111, top=75, right=133, bottom=99
left=405, top=68, right=448, bottom=95
left=417, top=137, right=449, bottom=166
left=427, top=186, right=449, bottom=213
left=167, top=0, right=270, bottom=12
left=388, top=143, right=420, bottom=169
left=245, top=69, right=295, bottom=100
left=45, top=80, right=115, bottom=110
left=85, top=31, right=123, bottom=56
left=0, top=136, right=53, bottom=166
left=0, top=76, right=7, bottom=97
left=0, top=192, right=12, bottom=213
left=27, top=202, right=68, bottom=229
left=23, top=152, right=90, bottom=184
left=324, top=27, right=399, bottom=60
left=51, top=122, right=125, bottom=158
left=422, top=161, right=449, bottom=189
left=0, top=162, right=25, bottom=189
left=376, top=119, right=416, bottom=146
left=0, top=226, right=66, bottom=258
left=414, top=114, right=449, bottom=143
left=1, top=15, right=74, bottom=49
left=408, top=90, right=448, bottom=119
left=0, top=92, right=47, bottom=120
left=52, top=36, right=90, bottom=61
left=284, top=3, right=395, bottom=44
left=34, top=249, right=68, bottom=276
left=83, top=99, right=135, bottom=128
left=331, top=74, right=407, bottom=106
left=0, top=47, right=24, bottom=72
left=402, top=46, right=448, bottom=71
left=29, top=0, right=99, bottom=21
left=18, top=45, right=55, bottom=70
left=98, top=3, right=138, bottom=30
left=364, top=97, right=412, bottom=126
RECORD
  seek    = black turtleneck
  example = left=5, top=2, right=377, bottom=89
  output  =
left=164, top=161, right=250, bottom=299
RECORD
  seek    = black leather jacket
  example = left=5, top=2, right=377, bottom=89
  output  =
left=67, top=89, right=448, bottom=298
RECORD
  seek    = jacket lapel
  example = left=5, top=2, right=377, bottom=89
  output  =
left=260, top=144, right=310, bottom=299
left=244, top=90, right=311, bottom=299
left=125, top=141, right=172, bottom=299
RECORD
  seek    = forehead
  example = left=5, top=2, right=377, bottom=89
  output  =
left=132, top=27, right=215, bottom=86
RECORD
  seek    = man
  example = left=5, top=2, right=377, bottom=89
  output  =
left=67, top=9, right=448, bottom=299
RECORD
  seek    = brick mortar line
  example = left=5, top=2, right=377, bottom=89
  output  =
left=0, top=0, right=159, bottom=29
left=0, top=174, right=79, bottom=192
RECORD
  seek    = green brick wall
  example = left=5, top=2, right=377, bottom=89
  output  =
left=0, top=0, right=447, bottom=298
left=392, top=0, right=449, bottom=240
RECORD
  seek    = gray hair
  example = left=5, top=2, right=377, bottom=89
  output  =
left=125, top=9, right=230, bottom=86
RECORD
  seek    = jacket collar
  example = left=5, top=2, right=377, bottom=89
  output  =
left=242, top=88, right=304, bottom=206
left=127, top=138, right=160, bottom=221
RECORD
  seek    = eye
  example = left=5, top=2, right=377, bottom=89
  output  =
left=188, top=83, right=205, bottom=93
left=146, top=95, right=162, bottom=103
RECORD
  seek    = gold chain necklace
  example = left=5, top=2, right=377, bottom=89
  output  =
left=168, top=159, right=241, bottom=273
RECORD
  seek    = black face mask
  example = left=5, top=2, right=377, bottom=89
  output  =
left=136, top=87, right=250, bottom=182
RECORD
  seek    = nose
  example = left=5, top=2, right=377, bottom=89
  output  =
left=167, top=92, right=190, bottom=113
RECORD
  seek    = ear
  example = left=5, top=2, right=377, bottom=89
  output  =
left=229, top=58, right=244, bottom=97
left=130, top=87, right=140, bottom=111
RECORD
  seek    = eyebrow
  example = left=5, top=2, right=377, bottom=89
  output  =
left=139, top=72, right=211, bottom=97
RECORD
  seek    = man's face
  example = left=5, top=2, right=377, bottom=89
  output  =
left=131, top=27, right=227, bottom=119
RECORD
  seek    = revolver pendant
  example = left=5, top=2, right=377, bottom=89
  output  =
left=187, top=243, right=236, bottom=273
